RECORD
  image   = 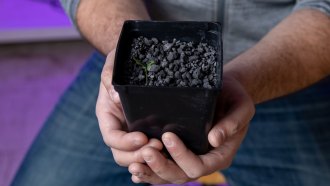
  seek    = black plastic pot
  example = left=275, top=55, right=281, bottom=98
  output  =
left=112, top=20, right=223, bottom=155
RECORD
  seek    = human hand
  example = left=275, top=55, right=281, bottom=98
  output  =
left=128, top=74, right=255, bottom=184
left=96, top=50, right=163, bottom=167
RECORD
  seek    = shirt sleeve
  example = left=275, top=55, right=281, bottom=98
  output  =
left=60, top=0, right=81, bottom=25
left=294, top=0, right=330, bottom=16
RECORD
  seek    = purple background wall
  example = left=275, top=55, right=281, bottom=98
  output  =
left=0, top=1, right=90, bottom=185
left=0, top=0, right=79, bottom=43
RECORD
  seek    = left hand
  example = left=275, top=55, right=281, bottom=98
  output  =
left=127, top=74, right=255, bottom=184
left=96, top=50, right=163, bottom=167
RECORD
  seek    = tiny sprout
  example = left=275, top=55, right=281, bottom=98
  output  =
left=147, top=60, right=156, bottom=71
left=133, top=58, right=156, bottom=85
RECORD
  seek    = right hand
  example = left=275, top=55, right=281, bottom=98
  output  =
left=127, top=75, right=255, bottom=185
left=96, top=50, right=163, bottom=167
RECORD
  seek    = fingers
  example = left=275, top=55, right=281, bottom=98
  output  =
left=161, top=132, right=211, bottom=179
left=208, top=78, right=255, bottom=148
left=106, top=131, right=148, bottom=150
left=208, top=99, right=253, bottom=147
left=127, top=126, right=249, bottom=184
left=131, top=146, right=190, bottom=184
left=131, top=131, right=247, bottom=184
left=162, top=130, right=247, bottom=179
left=96, top=82, right=125, bottom=125
left=200, top=125, right=249, bottom=171
left=96, top=50, right=164, bottom=169
left=129, top=163, right=167, bottom=184
left=111, top=139, right=163, bottom=167
left=96, top=83, right=148, bottom=151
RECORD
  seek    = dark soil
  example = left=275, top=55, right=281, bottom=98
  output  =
left=126, top=36, right=218, bottom=89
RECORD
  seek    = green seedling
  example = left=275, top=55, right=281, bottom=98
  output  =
left=146, top=60, right=155, bottom=71
left=133, top=58, right=155, bottom=85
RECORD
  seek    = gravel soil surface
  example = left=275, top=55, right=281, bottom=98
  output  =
left=125, top=36, right=218, bottom=89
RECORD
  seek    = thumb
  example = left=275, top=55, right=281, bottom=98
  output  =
left=101, top=50, right=121, bottom=104
left=208, top=90, right=255, bottom=148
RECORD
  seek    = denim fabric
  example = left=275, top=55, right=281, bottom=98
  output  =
left=224, top=77, right=330, bottom=185
left=12, top=0, right=330, bottom=186
left=11, top=53, right=147, bottom=186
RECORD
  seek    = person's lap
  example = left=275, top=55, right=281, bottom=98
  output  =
left=11, top=52, right=147, bottom=186
left=11, top=52, right=330, bottom=186
left=223, top=77, right=330, bottom=185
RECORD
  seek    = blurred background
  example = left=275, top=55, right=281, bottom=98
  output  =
left=0, top=0, right=93, bottom=185
left=0, top=1, right=228, bottom=186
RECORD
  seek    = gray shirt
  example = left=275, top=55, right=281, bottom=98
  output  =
left=60, top=0, right=330, bottom=62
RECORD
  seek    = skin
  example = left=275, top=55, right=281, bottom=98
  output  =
left=225, top=9, right=330, bottom=104
left=76, top=0, right=150, bottom=54
left=76, top=0, right=330, bottom=184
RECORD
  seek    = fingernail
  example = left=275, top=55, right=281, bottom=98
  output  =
left=144, top=155, right=153, bottom=163
left=163, top=137, right=173, bottom=147
left=133, top=139, right=142, bottom=146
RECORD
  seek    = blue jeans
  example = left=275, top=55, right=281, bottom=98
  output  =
left=11, top=52, right=330, bottom=186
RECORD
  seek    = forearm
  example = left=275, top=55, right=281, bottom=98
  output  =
left=76, top=0, right=150, bottom=54
left=225, top=9, right=330, bottom=104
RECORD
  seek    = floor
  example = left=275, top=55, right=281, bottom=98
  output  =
left=0, top=40, right=93, bottom=186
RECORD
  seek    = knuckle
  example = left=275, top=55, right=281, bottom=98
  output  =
left=222, top=159, right=233, bottom=169
left=151, top=162, right=167, bottom=175
left=154, top=169, right=163, bottom=175
left=225, top=118, right=240, bottom=135
left=213, top=126, right=225, bottom=141
left=233, top=120, right=242, bottom=134
left=151, top=161, right=167, bottom=175
left=113, top=154, right=128, bottom=167
left=186, top=169, right=203, bottom=179
left=171, top=147, right=189, bottom=160
left=228, top=117, right=239, bottom=127
left=132, top=150, right=143, bottom=163
left=102, top=135, right=112, bottom=147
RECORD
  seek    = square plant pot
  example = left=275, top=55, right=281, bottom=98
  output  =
left=112, top=20, right=223, bottom=155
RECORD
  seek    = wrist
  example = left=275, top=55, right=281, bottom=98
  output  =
left=76, top=0, right=150, bottom=54
left=223, top=53, right=259, bottom=103
left=223, top=67, right=255, bottom=101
